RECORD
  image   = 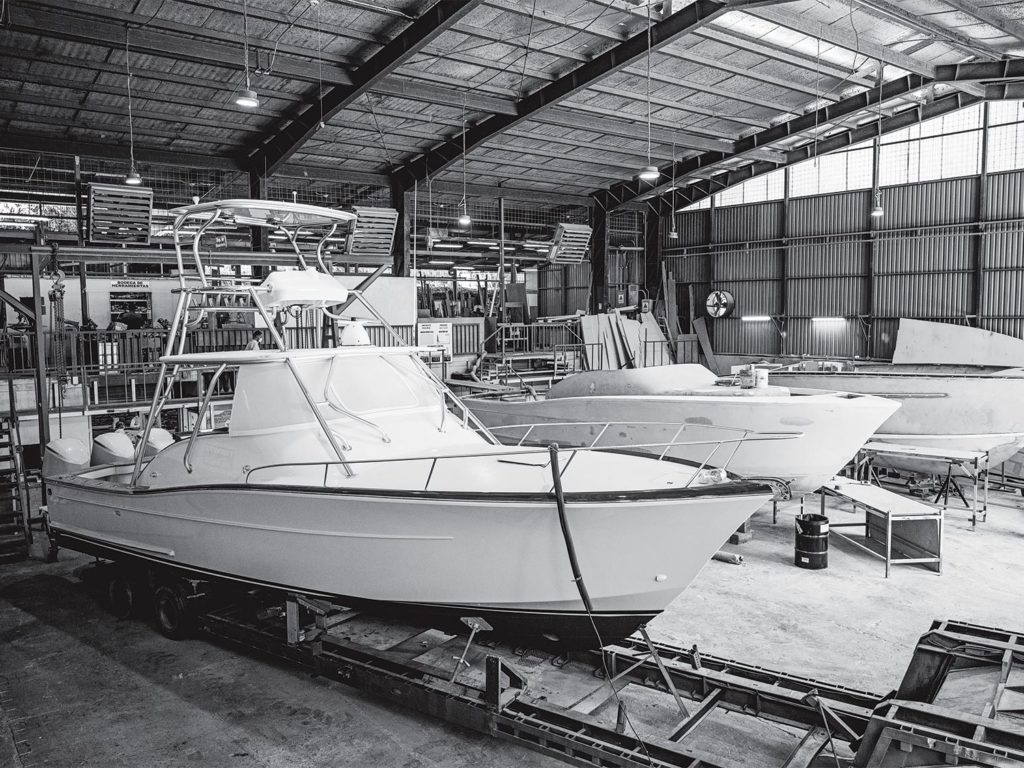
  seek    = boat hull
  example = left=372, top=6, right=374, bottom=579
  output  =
left=465, top=393, right=898, bottom=494
left=767, top=369, right=1024, bottom=472
left=46, top=478, right=770, bottom=648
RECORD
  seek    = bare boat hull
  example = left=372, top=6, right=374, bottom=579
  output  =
left=46, top=476, right=770, bottom=648
left=767, top=369, right=1024, bottom=473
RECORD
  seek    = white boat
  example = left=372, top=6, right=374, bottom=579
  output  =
left=464, top=365, right=898, bottom=495
left=767, top=364, right=1024, bottom=473
left=766, top=319, right=1024, bottom=474
left=43, top=200, right=772, bottom=649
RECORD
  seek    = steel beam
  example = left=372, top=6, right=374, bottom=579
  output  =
left=854, top=0, right=1006, bottom=59
left=602, top=74, right=930, bottom=207
left=246, top=1, right=486, bottom=177
left=938, top=0, right=1024, bottom=49
left=671, top=91, right=982, bottom=209
left=392, top=0, right=731, bottom=187
left=0, top=134, right=243, bottom=170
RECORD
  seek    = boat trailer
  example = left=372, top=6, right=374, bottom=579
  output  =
left=106, top=571, right=1019, bottom=768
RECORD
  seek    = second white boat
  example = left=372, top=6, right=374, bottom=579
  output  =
left=465, top=364, right=900, bottom=494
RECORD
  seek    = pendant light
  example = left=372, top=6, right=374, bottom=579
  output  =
left=235, top=0, right=259, bottom=108
left=124, top=27, right=142, bottom=186
left=870, top=63, right=885, bottom=218
left=637, top=4, right=659, bottom=183
left=457, top=102, right=471, bottom=227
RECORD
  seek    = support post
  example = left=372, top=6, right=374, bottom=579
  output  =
left=391, top=178, right=409, bottom=277
left=644, top=200, right=663, bottom=306
left=973, top=101, right=990, bottom=328
left=590, top=195, right=608, bottom=313
left=30, top=245, right=50, bottom=451
left=498, top=197, right=507, bottom=324
left=248, top=171, right=268, bottom=253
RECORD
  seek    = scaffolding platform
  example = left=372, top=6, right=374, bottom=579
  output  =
left=819, top=477, right=943, bottom=578
left=855, top=440, right=990, bottom=527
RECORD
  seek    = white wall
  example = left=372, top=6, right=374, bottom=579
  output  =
left=2, top=274, right=418, bottom=329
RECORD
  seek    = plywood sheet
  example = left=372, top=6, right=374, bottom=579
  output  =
left=892, top=318, right=1024, bottom=367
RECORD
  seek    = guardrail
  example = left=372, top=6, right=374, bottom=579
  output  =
left=243, top=423, right=801, bottom=493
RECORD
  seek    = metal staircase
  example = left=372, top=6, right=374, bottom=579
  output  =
left=0, top=377, right=30, bottom=562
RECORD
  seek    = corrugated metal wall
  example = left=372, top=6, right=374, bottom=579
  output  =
left=661, top=170, right=1024, bottom=360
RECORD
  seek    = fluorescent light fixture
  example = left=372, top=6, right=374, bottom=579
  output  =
left=741, top=315, right=771, bottom=322
left=467, top=240, right=496, bottom=247
left=235, top=88, right=260, bottom=108
left=811, top=316, right=845, bottom=322
left=428, top=259, right=454, bottom=266
left=638, top=165, right=660, bottom=182
left=431, top=242, right=463, bottom=250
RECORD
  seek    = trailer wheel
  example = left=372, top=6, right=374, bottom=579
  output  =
left=107, top=575, right=138, bottom=620
left=153, top=585, right=192, bottom=640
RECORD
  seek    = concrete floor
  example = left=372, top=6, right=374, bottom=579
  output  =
left=2, top=487, right=1022, bottom=767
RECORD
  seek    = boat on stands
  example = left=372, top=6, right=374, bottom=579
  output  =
left=464, top=364, right=899, bottom=495
left=43, top=200, right=773, bottom=649
left=766, top=320, right=1024, bottom=474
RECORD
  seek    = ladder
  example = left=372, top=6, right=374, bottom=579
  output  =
left=0, top=376, right=31, bottom=562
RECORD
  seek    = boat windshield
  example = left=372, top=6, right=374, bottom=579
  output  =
left=229, top=352, right=441, bottom=436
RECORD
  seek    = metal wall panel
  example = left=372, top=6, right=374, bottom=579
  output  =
left=788, top=191, right=871, bottom=237
left=872, top=318, right=900, bottom=359
left=537, top=265, right=563, bottom=317
left=983, top=226, right=1024, bottom=269
left=980, top=317, right=1024, bottom=338
left=981, top=269, right=1024, bottom=315
left=786, top=319, right=864, bottom=358
left=873, top=273, right=974, bottom=317
left=711, top=317, right=781, bottom=355
left=787, top=239, right=869, bottom=278
left=985, top=170, right=1024, bottom=220
left=787, top=276, right=866, bottom=317
left=564, top=262, right=592, bottom=314
left=676, top=210, right=710, bottom=247
left=665, top=254, right=710, bottom=284
left=713, top=279, right=782, bottom=315
left=713, top=247, right=783, bottom=280
left=880, top=178, right=978, bottom=229
left=874, top=234, right=972, bottom=273
left=711, top=201, right=783, bottom=243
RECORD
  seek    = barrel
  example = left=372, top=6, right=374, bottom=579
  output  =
left=794, top=513, right=829, bottom=570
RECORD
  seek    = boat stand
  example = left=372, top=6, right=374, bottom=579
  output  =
left=198, top=590, right=884, bottom=768
left=854, top=441, right=990, bottom=528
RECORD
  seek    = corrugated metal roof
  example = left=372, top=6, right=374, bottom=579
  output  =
left=0, top=0, right=1021, bottom=205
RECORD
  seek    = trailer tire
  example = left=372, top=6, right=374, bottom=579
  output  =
left=107, top=575, right=138, bottom=620
left=153, top=585, right=192, bottom=640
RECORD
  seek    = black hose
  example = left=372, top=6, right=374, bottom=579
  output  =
left=548, top=444, right=594, bottom=614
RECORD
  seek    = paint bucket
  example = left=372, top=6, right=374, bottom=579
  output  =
left=794, top=513, right=829, bottom=570
left=754, top=368, right=769, bottom=388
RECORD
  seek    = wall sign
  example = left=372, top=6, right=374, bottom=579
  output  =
left=417, top=322, right=452, bottom=355
left=110, top=279, right=151, bottom=290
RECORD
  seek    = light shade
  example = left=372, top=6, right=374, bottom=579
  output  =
left=870, top=205, right=884, bottom=217
left=124, top=167, right=143, bottom=186
left=668, top=228, right=678, bottom=240
left=235, top=88, right=260, bottom=108
left=638, top=165, right=660, bottom=182
left=457, top=212, right=471, bottom=227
